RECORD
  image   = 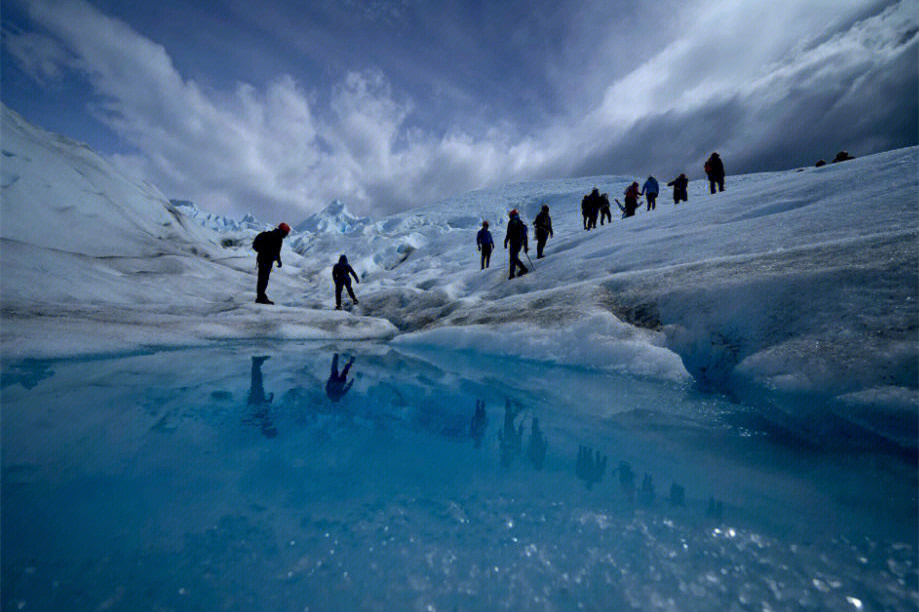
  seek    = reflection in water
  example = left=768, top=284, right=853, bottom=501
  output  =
left=325, top=353, right=355, bottom=402
left=1, top=358, right=55, bottom=390
left=470, top=399, right=488, bottom=448
left=498, top=399, right=525, bottom=467
left=707, top=497, right=724, bottom=519
left=614, top=461, right=636, bottom=501
left=576, top=445, right=607, bottom=489
left=527, top=417, right=548, bottom=469
left=669, top=483, right=685, bottom=506
left=640, top=473, right=655, bottom=506
left=245, top=356, right=278, bottom=438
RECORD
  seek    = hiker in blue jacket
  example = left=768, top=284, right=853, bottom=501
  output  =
left=641, top=176, right=659, bottom=211
left=476, top=221, right=494, bottom=269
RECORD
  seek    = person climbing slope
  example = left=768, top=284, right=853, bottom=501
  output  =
left=667, top=173, right=689, bottom=204
left=332, top=254, right=360, bottom=310
left=641, top=176, right=659, bottom=211
left=504, top=209, right=528, bottom=279
left=476, top=220, right=494, bottom=269
left=252, top=222, right=290, bottom=304
left=533, top=204, right=553, bottom=259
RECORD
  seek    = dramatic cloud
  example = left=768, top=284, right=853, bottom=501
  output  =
left=3, top=0, right=916, bottom=222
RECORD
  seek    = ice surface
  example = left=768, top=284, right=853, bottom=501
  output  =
left=1, top=344, right=915, bottom=610
left=1, top=101, right=917, bottom=442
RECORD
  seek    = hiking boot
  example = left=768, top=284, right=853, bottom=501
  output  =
left=353, top=299, right=359, bottom=305
left=335, top=305, right=342, bottom=310
left=255, top=295, right=274, bottom=305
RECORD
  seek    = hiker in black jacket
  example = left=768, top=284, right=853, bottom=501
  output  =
left=667, top=174, right=689, bottom=204
left=332, top=254, right=360, bottom=310
left=252, top=223, right=291, bottom=304
left=704, top=153, right=725, bottom=193
left=476, top=221, right=494, bottom=269
left=504, top=209, right=528, bottom=279
left=533, top=204, right=553, bottom=259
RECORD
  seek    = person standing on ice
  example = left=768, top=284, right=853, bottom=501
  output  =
left=476, top=220, right=494, bottom=269
left=332, top=254, right=360, bottom=310
left=581, top=193, right=591, bottom=230
left=533, top=204, right=553, bottom=259
left=667, top=174, right=689, bottom=204
left=504, top=209, right=529, bottom=279
left=622, top=182, right=641, bottom=217
left=252, top=222, right=290, bottom=305
left=598, top=193, right=613, bottom=225
left=704, top=152, right=725, bottom=193
left=587, top=188, right=601, bottom=229
left=641, top=176, right=659, bottom=211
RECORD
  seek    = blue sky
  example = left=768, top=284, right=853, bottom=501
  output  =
left=2, top=0, right=916, bottom=222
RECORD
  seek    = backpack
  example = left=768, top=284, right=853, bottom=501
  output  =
left=252, top=231, right=269, bottom=253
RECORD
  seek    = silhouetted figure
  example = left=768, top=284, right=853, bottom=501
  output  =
left=252, top=223, right=291, bottom=304
left=667, top=174, right=689, bottom=204
left=669, top=483, right=685, bottom=506
left=707, top=497, right=724, bottom=520
left=639, top=473, right=655, bottom=506
left=498, top=398, right=524, bottom=467
left=617, top=182, right=641, bottom=218
left=581, top=193, right=591, bottom=230
left=325, top=353, right=355, bottom=402
left=599, top=193, right=612, bottom=225
left=832, top=150, right=855, bottom=163
left=246, top=356, right=278, bottom=438
left=476, top=221, right=494, bottom=269
left=576, top=445, right=607, bottom=489
left=332, top=254, right=360, bottom=310
left=587, top=188, right=601, bottom=229
left=470, top=399, right=488, bottom=448
left=704, top=153, right=725, bottom=193
left=641, top=176, right=659, bottom=211
left=533, top=204, right=553, bottom=259
left=503, top=209, right=528, bottom=280
left=815, top=159, right=827, bottom=167
left=527, top=417, right=548, bottom=469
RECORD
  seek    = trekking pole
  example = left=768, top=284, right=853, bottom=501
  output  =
left=525, top=251, right=536, bottom=271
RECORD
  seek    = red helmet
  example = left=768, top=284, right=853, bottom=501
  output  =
left=509, top=209, right=518, bottom=217
left=278, top=222, right=291, bottom=234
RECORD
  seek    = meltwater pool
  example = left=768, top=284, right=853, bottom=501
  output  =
left=2, top=342, right=916, bottom=611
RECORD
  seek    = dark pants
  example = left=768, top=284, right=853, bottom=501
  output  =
left=256, top=262, right=273, bottom=299
left=535, top=229, right=549, bottom=258
left=673, top=190, right=687, bottom=203
left=709, top=176, right=724, bottom=193
left=600, top=207, right=612, bottom=225
left=335, top=280, right=357, bottom=308
left=624, top=197, right=638, bottom=217
left=480, top=244, right=492, bottom=269
left=646, top=193, right=657, bottom=210
left=582, top=214, right=590, bottom=230
left=588, top=212, right=598, bottom=229
left=508, top=244, right=527, bottom=279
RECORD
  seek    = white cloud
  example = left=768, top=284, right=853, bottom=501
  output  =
left=6, top=0, right=916, bottom=222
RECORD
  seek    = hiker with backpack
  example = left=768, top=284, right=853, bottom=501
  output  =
left=252, top=223, right=291, bottom=304
left=641, top=176, right=659, bottom=211
left=504, top=209, right=529, bottom=279
left=533, top=204, right=553, bottom=259
left=476, top=220, right=494, bottom=269
left=667, top=174, right=689, bottom=204
left=599, top=193, right=612, bottom=225
left=332, top=254, right=360, bottom=310
left=704, top=152, right=725, bottom=193
left=622, top=182, right=641, bottom=218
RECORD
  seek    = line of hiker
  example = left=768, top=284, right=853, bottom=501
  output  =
left=476, top=204, right=555, bottom=280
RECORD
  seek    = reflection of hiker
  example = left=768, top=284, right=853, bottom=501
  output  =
left=476, top=221, right=494, bottom=270
left=704, top=152, right=725, bottom=193
left=599, top=193, right=612, bottom=225
left=576, top=445, right=607, bottom=489
left=527, top=417, right=548, bottom=469
left=533, top=205, right=553, bottom=259
left=252, top=223, right=291, bottom=304
left=622, top=182, right=640, bottom=218
left=325, top=353, right=355, bottom=402
left=614, top=461, right=635, bottom=501
left=470, top=399, right=488, bottom=448
left=247, top=356, right=278, bottom=438
left=667, top=174, right=689, bottom=204
left=498, top=399, right=524, bottom=467
left=503, top=209, right=528, bottom=280
left=332, top=255, right=360, bottom=310
left=641, top=176, right=659, bottom=211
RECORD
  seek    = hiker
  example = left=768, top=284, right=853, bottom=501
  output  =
left=599, top=193, right=612, bottom=225
left=704, top=152, right=725, bottom=193
left=332, top=254, right=360, bottom=310
left=622, top=182, right=640, bottom=218
left=587, top=188, right=601, bottom=229
left=832, top=150, right=855, bottom=163
left=581, top=193, right=591, bottom=230
left=503, top=209, right=528, bottom=279
left=667, top=173, right=689, bottom=203
left=325, top=353, right=355, bottom=402
left=641, top=176, right=659, bottom=211
left=533, top=204, right=553, bottom=259
left=476, top=221, right=494, bottom=269
left=252, top=222, right=291, bottom=304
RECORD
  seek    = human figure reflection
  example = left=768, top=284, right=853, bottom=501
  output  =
left=470, top=399, right=488, bottom=448
left=527, top=417, right=548, bottom=469
left=325, top=353, right=355, bottom=402
left=498, top=399, right=524, bottom=467
left=669, top=482, right=685, bottom=506
left=246, top=356, right=278, bottom=438
left=614, top=461, right=635, bottom=501
left=639, top=473, right=655, bottom=506
left=575, top=445, right=607, bottom=489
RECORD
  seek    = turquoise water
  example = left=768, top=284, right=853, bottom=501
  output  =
left=2, top=343, right=916, bottom=611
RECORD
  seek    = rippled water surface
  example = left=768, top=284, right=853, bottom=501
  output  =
left=2, top=343, right=916, bottom=611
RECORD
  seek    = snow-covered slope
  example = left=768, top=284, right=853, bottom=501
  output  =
left=1, top=105, right=916, bottom=442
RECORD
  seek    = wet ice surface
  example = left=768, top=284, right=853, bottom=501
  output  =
left=2, top=343, right=916, bottom=611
